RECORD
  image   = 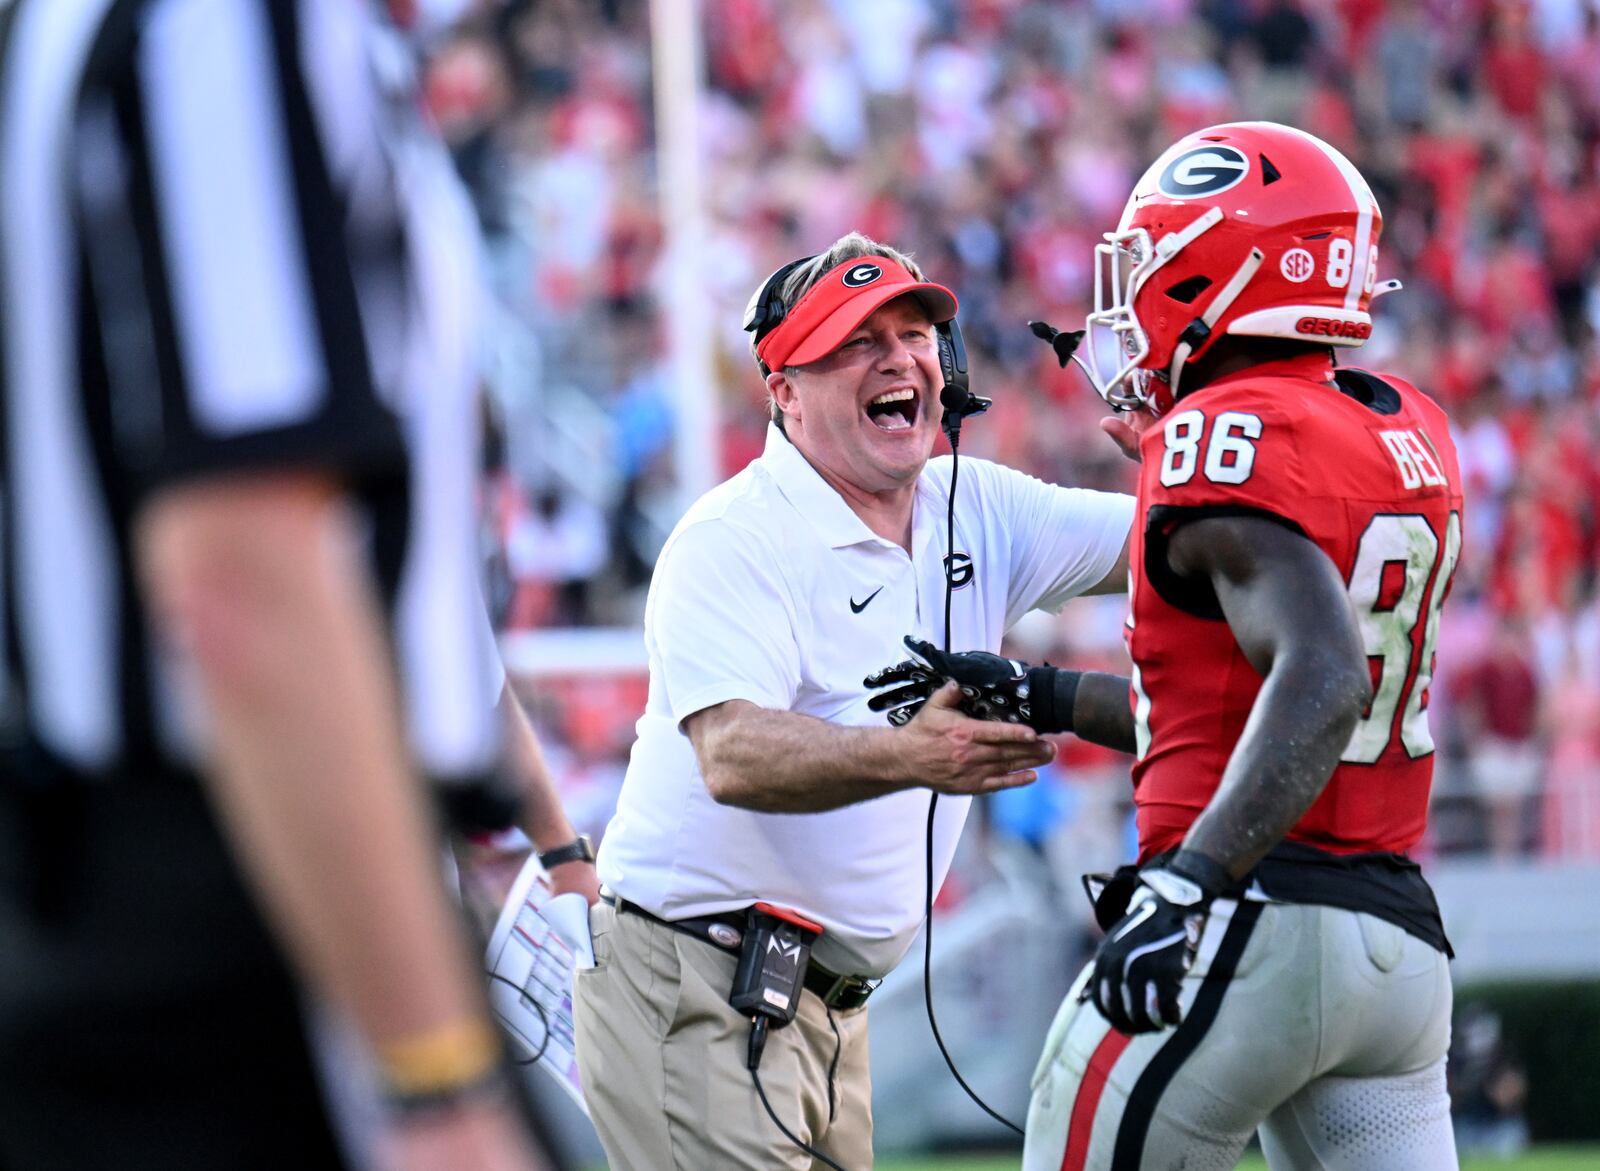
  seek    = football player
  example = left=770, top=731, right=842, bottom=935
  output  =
left=867, top=122, right=1463, bottom=1170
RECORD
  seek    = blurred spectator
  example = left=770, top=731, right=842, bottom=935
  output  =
left=1250, top=0, right=1315, bottom=68
left=1482, top=2, right=1547, bottom=123
left=506, top=487, right=608, bottom=628
left=1541, top=630, right=1600, bottom=857
left=1374, top=0, right=1438, bottom=131
left=1449, top=1004, right=1531, bottom=1157
left=1453, top=620, right=1545, bottom=859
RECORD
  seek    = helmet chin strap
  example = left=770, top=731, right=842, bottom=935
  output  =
left=1165, top=247, right=1266, bottom=401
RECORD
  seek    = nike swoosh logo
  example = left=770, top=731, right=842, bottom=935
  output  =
left=850, top=587, right=884, bottom=614
left=1110, top=899, right=1158, bottom=942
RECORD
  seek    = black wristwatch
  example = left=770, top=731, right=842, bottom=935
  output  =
left=537, top=835, right=595, bottom=869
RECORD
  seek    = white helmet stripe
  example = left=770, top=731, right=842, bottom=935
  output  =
left=1347, top=200, right=1373, bottom=311
left=1259, top=122, right=1379, bottom=310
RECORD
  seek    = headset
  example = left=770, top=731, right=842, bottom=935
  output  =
left=742, top=253, right=814, bottom=378
left=740, top=256, right=1021, bottom=1161
left=743, top=254, right=990, bottom=437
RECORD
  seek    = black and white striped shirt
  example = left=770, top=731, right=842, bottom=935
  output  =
left=0, top=0, right=500, bottom=789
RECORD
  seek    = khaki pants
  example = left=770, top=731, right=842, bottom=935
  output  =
left=573, top=901, right=873, bottom=1170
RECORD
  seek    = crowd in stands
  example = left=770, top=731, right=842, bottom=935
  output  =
left=427, top=0, right=1600, bottom=861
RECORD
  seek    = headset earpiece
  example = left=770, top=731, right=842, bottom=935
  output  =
left=936, top=320, right=967, bottom=413
left=743, top=255, right=816, bottom=347
left=744, top=254, right=818, bottom=379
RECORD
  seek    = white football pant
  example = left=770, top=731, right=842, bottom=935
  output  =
left=1024, top=899, right=1457, bottom=1171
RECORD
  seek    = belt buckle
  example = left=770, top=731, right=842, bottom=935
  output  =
left=820, top=972, right=875, bottom=1010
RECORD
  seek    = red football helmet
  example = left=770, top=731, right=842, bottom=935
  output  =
left=1082, top=121, right=1400, bottom=415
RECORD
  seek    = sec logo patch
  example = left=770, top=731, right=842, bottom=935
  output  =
left=1280, top=248, right=1315, bottom=283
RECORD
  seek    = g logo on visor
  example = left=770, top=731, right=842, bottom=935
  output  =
left=1158, top=145, right=1249, bottom=199
left=842, top=263, right=883, bottom=288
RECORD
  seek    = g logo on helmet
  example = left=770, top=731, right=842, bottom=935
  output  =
left=1157, top=145, right=1250, bottom=199
left=842, top=263, right=883, bottom=288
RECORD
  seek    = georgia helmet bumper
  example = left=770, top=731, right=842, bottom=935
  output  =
left=1082, top=120, right=1401, bottom=416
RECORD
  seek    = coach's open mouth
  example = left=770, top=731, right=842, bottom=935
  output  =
left=865, top=387, right=919, bottom=432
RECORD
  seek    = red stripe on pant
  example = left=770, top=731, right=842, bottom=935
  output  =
left=1060, top=1027, right=1134, bottom=1171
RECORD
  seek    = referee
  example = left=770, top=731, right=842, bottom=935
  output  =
left=0, top=3, right=550, bottom=1169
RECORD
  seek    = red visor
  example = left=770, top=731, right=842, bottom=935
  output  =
left=755, top=257, right=958, bottom=370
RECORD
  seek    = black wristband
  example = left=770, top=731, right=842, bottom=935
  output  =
left=386, top=1067, right=509, bottom=1120
left=537, top=834, right=595, bottom=869
left=1025, top=666, right=1081, bottom=734
left=1166, top=848, right=1234, bottom=901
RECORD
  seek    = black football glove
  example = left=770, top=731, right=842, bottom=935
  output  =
left=864, top=636, right=1037, bottom=728
left=1089, top=851, right=1231, bottom=1034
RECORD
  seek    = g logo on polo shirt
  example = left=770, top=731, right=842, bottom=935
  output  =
left=1157, top=145, right=1249, bottom=199
left=944, top=552, right=974, bottom=590
left=842, top=263, right=882, bottom=288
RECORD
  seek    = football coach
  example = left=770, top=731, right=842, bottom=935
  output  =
left=572, top=232, right=1134, bottom=1169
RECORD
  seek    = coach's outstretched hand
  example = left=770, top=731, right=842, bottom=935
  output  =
left=865, top=636, right=1036, bottom=727
left=892, top=682, right=1054, bottom=796
left=1090, top=852, right=1228, bottom=1034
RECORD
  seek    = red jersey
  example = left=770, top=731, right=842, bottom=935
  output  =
left=1128, top=355, right=1464, bottom=860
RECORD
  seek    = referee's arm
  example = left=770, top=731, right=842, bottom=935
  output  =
left=138, top=475, right=512, bottom=1087
left=81, top=2, right=545, bottom=1164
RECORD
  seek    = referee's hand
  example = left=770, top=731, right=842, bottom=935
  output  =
left=895, top=683, right=1053, bottom=795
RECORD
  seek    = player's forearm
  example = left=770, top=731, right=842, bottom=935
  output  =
left=1181, top=650, right=1368, bottom=879
left=1017, top=667, right=1134, bottom=751
left=695, top=704, right=914, bottom=813
left=497, top=682, right=579, bottom=851
left=1066, top=671, right=1136, bottom=753
left=139, top=482, right=492, bottom=1048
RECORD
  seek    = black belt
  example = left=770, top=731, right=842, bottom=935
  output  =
left=603, top=894, right=878, bottom=1010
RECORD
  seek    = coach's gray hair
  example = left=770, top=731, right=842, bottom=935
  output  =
left=757, top=232, right=928, bottom=429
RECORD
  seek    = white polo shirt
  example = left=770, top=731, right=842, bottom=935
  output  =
left=598, top=424, right=1133, bottom=976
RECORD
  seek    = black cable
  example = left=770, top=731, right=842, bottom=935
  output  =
left=943, top=426, right=960, bottom=651
left=920, top=421, right=1025, bottom=1138
left=487, top=971, right=552, bottom=1066
left=825, top=1009, right=843, bottom=1125
left=920, top=793, right=1023, bottom=1136
left=747, top=1017, right=851, bottom=1171
left=750, top=1067, right=849, bottom=1171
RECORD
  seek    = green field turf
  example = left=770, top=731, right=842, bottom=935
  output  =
left=873, top=1147, right=1600, bottom=1171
